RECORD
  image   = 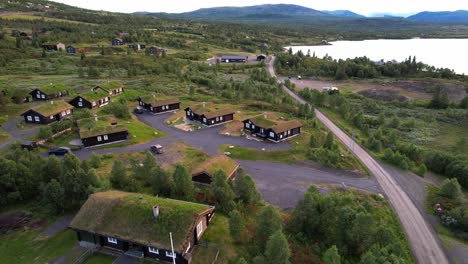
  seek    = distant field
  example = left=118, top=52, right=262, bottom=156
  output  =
left=0, top=13, right=95, bottom=25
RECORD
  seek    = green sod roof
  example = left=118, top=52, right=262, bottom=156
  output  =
left=77, top=115, right=127, bottom=139
left=37, top=83, right=69, bottom=95
left=191, top=155, right=239, bottom=179
left=69, top=191, right=214, bottom=251
left=251, top=116, right=278, bottom=128
left=187, top=104, right=235, bottom=119
left=24, top=100, right=73, bottom=117
left=99, top=81, right=123, bottom=90
left=79, top=89, right=109, bottom=102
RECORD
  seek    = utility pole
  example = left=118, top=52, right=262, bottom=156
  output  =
left=170, top=232, right=176, bottom=264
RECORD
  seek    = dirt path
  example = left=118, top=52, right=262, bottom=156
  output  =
left=269, top=56, right=449, bottom=264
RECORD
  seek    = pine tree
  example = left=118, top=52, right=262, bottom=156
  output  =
left=288, top=186, right=321, bottom=238
left=211, top=170, right=236, bottom=213
left=309, top=133, right=320, bottom=148
left=439, top=178, right=463, bottom=201
left=110, top=160, right=127, bottom=190
left=323, top=245, right=341, bottom=264
left=323, top=131, right=335, bottom=149
left=255, top=205, right=283, bottom=253
left=234, top=174, right=261, bottom=205
left=151, top=166, right=173, bottom=197
left=264, top=231, right=291, bottom=264
left=229, top=210, right=245, bottom=242
left=173, top=164, right=194, bottom=200
left=42, top=179, right=65, bottom=214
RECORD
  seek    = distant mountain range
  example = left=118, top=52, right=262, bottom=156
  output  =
left=137, top=4, right=468, bottom=25
left=407, top=10, right=468, bottom=24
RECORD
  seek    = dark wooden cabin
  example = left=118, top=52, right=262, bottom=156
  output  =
left=77, top=116, right=128, bottom=147
left=243, top=115, right=302, bottom=142
left=21, top=100, right=73, bottom=124
left=185, top=105, right=234, bottom=127
left=93, top=81, right=124, bottom=96
left=138, top=96, right=180, bottom=114
left=148, top=46, right=166, bottom=55
left=69, top=89, right=110, bottom=109
left=69, top=191, right=215, bottom=264
left=111, top=38, right=124, bottom=46
left=221, top=55, right=247, bottom=63
left=42, top=42, right=65, bottom=51
left=257, top=54, right=267, bottom=61
left=191, top=155, right=239, bottom=185
left=30, top=83, right=69, bottom=101
left=66, top=46, right=76, bottom=54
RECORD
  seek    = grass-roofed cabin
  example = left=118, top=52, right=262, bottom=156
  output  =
left=221, top=55, right=247, bottom=63
left=69, top=89, right=111, bottom=109
left=42, top=42, right=65, bottom=52
left=69, top=191, right=215, bottom=264
left=185, top=104, right=234, bottom=127
left=94, top=81, right=124, bottom=96
left=21, top=100, right=73, bottom=124
left=77, top=116, right=128, bottom=147
left=137, top=96, right=180, bottom=114
left=191, top=155, right=239, bottom=185
left=30, top=83, right=69, bottom=101
left=243, top=114, right=303, bottom=142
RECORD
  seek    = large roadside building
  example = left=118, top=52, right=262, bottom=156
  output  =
left=69, top=191, right=215, bottom=264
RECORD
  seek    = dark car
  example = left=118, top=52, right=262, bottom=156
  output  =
left=150, top=144, right=163, bottom=154
left=134, top=107, right=144, bottom=114
left=20, top=141, right=38, bottom=151
left=48, top=147, right=71, bottom=156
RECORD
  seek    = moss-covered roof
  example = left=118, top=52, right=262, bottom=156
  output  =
left=23, top=100, right=73, bottom=117
left=191, top=155, right=239, bottom=179
left=78, top=89, right=109, bottom=102
left=69, top=191, right=214, bottom=251
left=37, top=83, right=69, bottom=95
left=186, top=104, right=235, bottom=119
left=77, top=115, right=127, bottom=139
left=99, top=81, right=123, bottom=90
left=250, top=116, right=278, bottom=128
left=140, top=95, right=180, bottom=107
left=271, top=120, right=303, bottom=133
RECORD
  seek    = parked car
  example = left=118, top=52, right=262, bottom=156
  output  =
left=20, top=141, right=38, bottom=150
left=48, top=147, right=71, bottom=156
left=134, top=107, right=144, bottom=114
left=150, top=144, right=163, bottom=154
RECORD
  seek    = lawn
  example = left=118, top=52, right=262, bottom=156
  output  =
left=0, top=229, right=76, bottom=264
left=0, top=14, right=96, bottom=25
left=82, top=253, right=116, bottom=264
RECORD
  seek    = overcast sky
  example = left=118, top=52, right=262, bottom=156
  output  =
left=52, top=0, right=468, bottom=16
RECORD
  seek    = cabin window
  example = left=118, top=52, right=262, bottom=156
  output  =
left=37, top=94, right=41, bottom=99
left=34, top=116, right=40, bottom=122
left=97, top=136, right=102, bottom=142
left=215, top=117, right=219, bottom=122
left=211, top=120, right=214, bottom=124
left=165, top=251, right=176, bottom=258
left=220, top=116, right=223, bottom=121
left=165, top=105, right=169, bottom=109
left=148, top=247, right=159, bottom=254
left=50, top=116, right=54, bottom=119
left=203, top=118, right=207, bottom=123
left=197, top=221, right=203, bottom=237
left=103, top=135, right=108, bottom=140
left=66, top=110, right=71, bottom=114
left=150, top=107, right=153, bottom=111
left=280, top=134, right=283, bottom=139
left=107, top=237, right=117, bottom=244
left=269, top=132, right=275, bottom=138
left=61, top=111, right=66, bottom=116
left=27, top=116, right=32, bottom=121
left=245, top=123, right=250, bottom=129
left=41, top=95, right=45, bottom=99
left=78, top=102, right=83, bottom=107
left=92, top=102, right=97, bottom=106
left=252, top=125, right=255, bottom=129
left=79, top=98, right=82, bottom=101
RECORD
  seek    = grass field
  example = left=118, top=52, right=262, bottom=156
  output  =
left=82, top=253, right=115, bottom=264
left=0, top=13, right=95, bottom=25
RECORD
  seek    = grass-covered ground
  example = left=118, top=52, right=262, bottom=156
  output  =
left=82, top=253, right=116, bottom=264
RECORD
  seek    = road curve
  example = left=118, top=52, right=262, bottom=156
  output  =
left=268, top=56, right=448, bottom=264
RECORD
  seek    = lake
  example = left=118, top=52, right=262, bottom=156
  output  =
left=288, top=39, right=468, bottom=75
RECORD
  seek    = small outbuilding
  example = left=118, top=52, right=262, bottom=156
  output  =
left=191, top=155, right=239, bottom=185
left=69, top=191, right=215, bottom=264
left=42, top=42, right=65, bottom=52
left=111, top=38, right=124, bottom=46
left=185, top=104, right=234, bottom=127
left=66, top=45, right=76, bottom=54
left=21, top=100, right=73, bottom=124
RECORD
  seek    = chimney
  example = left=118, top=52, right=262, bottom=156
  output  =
left=152, top=206, right=159, bottom=218
left=202, top=102, right=206, bottom=108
